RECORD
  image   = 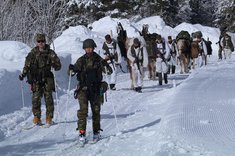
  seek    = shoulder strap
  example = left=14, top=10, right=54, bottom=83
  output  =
left=112, top=41, right=117, bottom=50
left=102, top=42, right=109, bottom=54
left=162, top=41, right=166, bottom=50
left=140, top=47, right=144, bottom=58
left=131, top=46, right=137, bottom=58
left=131, top=46, right=143, bottom=61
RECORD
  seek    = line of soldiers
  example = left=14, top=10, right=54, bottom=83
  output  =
left=18, top=29, right=234, bottom=143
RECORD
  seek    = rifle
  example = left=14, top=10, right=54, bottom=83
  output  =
left=135, top=58, right=142, bottom=75
left=131, top=46, right=143, bottom=75
left=118, top=64, right=126, bottom=73
left=103, top=43, right=116, bottom=70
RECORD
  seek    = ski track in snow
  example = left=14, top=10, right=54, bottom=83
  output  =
left=0, top=70, right=186, bottom=156
left=161, top=60, right=235, bottom=156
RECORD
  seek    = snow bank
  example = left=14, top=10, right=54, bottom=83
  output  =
left=0, top=43, right=76, bottom=115
left=0, top=41, right=30, bottom=71
left=0, top=69, right=31, bottom=115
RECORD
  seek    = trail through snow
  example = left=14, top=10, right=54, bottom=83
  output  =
left=0, top=56, right=235, bottom=156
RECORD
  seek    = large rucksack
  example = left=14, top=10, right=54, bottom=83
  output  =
left=176, top=31, right=190, bottom=41
left=203, top=39, right=212, bottom=55
left=194, top=31, right=203, bottom=38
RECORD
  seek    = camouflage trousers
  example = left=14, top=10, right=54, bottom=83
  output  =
left=218, top=48, right=222, bottom=59
left=77, top=89, right=102, bottom=133
left=32, top=84, right=54, bottom=119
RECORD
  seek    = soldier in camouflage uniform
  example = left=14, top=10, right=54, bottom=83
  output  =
left=102, top=34, right=122, bottom=90
left=68, top=38, right=112, bottom=141
left=19, top=33, right=61, bottom=125
left=221, top=33, right=234, bottom=59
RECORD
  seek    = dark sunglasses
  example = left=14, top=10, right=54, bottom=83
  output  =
left=37, top=40, right=45, bottom=43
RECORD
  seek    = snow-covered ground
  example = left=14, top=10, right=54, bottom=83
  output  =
left=0, top=16, right=235, bottom=156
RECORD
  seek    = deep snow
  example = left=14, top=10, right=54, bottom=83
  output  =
left=0, top=16, right=235, bottom=156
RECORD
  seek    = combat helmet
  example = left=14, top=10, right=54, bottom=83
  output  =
left=83, top=39, right=97, bottom=49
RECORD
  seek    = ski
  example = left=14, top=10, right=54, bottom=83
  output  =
left=88, top=139, right=100, bottom=144
left=77, top=138, right=88, bottom=148
left=42, top=124, right=51, bottom=128
left=41, top=122, right=56, bottom=128
left=88, top=134, right=101, bottom=144
left=22, top=125, right=36, bottom=130
left=77, top=132, right=92, bottom=147
left=22, top=123, right=44, bottom=130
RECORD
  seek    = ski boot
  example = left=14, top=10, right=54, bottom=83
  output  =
left=78, top=130, right=86, bottom=147
left=91, top=130, right=101, bottom=144
left=33, top=116, right=42, bottom=125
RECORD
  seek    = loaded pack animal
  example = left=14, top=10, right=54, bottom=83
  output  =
left=190, top=40, right=200, bottom=69
left=191, top=31, right=210, bottom=67
left=176, top=31, right=191, bottom=74
left=139, top=24, right=158, bottom=80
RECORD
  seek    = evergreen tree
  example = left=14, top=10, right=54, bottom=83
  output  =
left=162, top=0, right=180, bottom=27
left=214, top=0, right=234, bottom=32
left=176, top=0, right=192, bottom=24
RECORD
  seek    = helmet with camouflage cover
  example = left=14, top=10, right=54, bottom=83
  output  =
left=83, top=39, right=97, bottom=49
left=35, top=33, right=46, bottom=41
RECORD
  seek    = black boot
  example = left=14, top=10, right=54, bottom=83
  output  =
left=164, top=73, right=168, bottom=84
left=172, top=65, right=176, bottom=74
left=164, top=74, right=168, bottom=84
left=157, top=72, right=162, bottom=85
left=167, top=66, right=170, bottom=74
left=110, top=84, right=116, bottom=90
left=135, top=87, right=142, bottom=93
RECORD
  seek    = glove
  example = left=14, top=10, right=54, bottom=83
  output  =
left=68, top=64, right=74, bottom=71
left=50, top=53, right=56, bottom=63
left=19, top=74, right=25, bottom=81
left=107, top=66, right=113, bottom=75
left=68, top=64, right=75, bottom=76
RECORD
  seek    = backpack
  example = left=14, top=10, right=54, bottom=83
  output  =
left=77, top=53, right=103, bottom=86
left=194, top=31, right=203, bottom=38
left=203, top=39, right=212, bottom=55
left=176, top=31, right=190, bottom=41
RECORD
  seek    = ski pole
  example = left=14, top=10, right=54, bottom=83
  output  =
left=52, top=68, right=60, bottom=122
left=65, top=70, right=72, bottom=122
left=51, top=41, right=60, bottom=122
left=63, top=70, right=72, bottom=138
left=20, top=80, right=25, bottom=108
left=105, top=67, right=120, bottom=133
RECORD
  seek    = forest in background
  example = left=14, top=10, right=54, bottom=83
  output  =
left=0, top=0, right=234, bottom=46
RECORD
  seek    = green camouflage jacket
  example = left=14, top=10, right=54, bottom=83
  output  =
left=22, top=44, right=61, bottom=88
left=73, top=52, right=112, bottom=87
